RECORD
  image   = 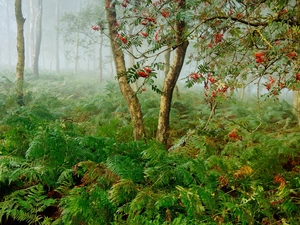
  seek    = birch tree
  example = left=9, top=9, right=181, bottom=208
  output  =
left=15, top=0, right=25, bottom=106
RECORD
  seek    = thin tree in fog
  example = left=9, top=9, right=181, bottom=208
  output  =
left=29, top=0, right=34, bottom=68
left=55, top=0, right=60, bottom=73
left=32, top=0, right=42, bottom=76
left=74, top=0, right=82, bottom=75
left=6, top=0, right=12, bottom=66
left=60, top=0, right=107, bottom=79
left=98, top=31, right=103, bottom=81
left=0, top=0, right=13, bottom=67
left=14, top=0, right=25, bottom=106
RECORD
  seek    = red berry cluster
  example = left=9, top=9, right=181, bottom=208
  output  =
left=137, top=67, right=152, bottom=78
left=161, top=8, right=170, bottom=18
left=228, top=130, right=239, bottom=141
left=121, top=0, right=129, bottom=7
left=255, top=52, right=265, bottom=66
left=266, top=76, right=275, bottom=91
left=118, top=35, right=127, bottom=44
left=214, top=33, right=224, bottom=44
left=286, top=51, right=297, bottom=59
left=140, top=31, right=148, bottom=37
left=189, top=72, right=202, bottom=81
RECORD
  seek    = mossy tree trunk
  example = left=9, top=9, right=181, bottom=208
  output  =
left=156, top=1, right=189, bottom=147
left=105, top=0, right=145, bottom=140
left=15, top=0, right=25, bottom=106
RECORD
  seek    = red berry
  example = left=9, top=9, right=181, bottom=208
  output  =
left=91, top=25, right=99, bottom=31
left=140, top=31, right=148, bottom=37
left=161, top=8, right=170, bottom=18
left=143, top=67, right=152, bottom=73
left=137, top=71, right=149, bottom=78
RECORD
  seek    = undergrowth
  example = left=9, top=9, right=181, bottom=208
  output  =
left=0, top=71, right=299, bottom=224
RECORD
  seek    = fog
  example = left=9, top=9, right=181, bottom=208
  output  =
left=0, top=0, right=294, bottom=103
left=0, top=0, right=114, bottom=78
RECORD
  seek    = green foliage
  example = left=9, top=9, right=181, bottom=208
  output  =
left=1, top=73, right=300, bottom=224
left=0, top=184, right=56, bottom=225
left=58, top=185, right=115, bottom=225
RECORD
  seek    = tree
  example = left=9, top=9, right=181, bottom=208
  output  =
left=29, top=0, right=34, bottom=69
left=6, top=0, right=12, bottom=67
left=105, top=0, right=145, bottom=140
left=156, top=0, right=188, bottom=145
left=60, top=0, right=107, bottom=77
left=105, top=0, right=189, bottom=146
left=55, top=0, right=60, bottom=73
left=110, top=0, right=300, bottom=145
left=15, top=0, right=25, bottom=106
left=32, top=0, right=43, bottom=76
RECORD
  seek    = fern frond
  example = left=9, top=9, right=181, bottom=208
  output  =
left=106, top=155, right=144, bottom=183
left=59, top=185, right=115, bottom=225
left=109, top=179, right=138, bottom=206
left=0, top=184, right=56, bottom=225
left=176, top=185, right=205, bottom=219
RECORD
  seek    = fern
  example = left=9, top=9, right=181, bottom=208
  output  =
left=109, top=179, right=138, bottom=206
left=58, top=185, right=115, bottom=225
left=0, top=184, right=56, bottom=225
left=106, top=155, right=144, bottom=183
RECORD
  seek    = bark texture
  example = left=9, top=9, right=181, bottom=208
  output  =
left=29, top=0, right=34, bottom=67
left=156, top=1, right=189, bottom=146
left=293, top=90, right=300, bottom=126
left=15, top=0, right=25, bottom=106
left=105, top=1, right=145, bottom=140
left=33, top=0, right=42, bottom=76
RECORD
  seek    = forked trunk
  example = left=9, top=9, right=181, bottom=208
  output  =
left=105, top=0, right=145, bottom=140
left=15, top=0, right=25, bottom=106
left=156, top=1, right=189, bottom=146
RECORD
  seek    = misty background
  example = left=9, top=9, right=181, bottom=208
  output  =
left=0, top=0, right=293, bottom=102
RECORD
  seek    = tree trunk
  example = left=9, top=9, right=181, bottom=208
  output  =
left=55, top=0, right=60, bottom=73
left=164, top=48, right=171, bottom=76
left=15, top=0, right=25, bottom=106
left=105, top=0, right=145, bottom=140
left=29, top=0, right=34, bottom=69
left=156, top=2, right=189, bottom=146
left=32, top=0, right=43, bottom=76
left=165, top=47, right=180, bottom=98
left=6, top=0, right=12, bottom=67
left=74, top=0, right=82, bottom=75
left=128, top=25, right=138, bottom=91
left=293, top=90, right=300, bottom=126
left=99, top=32, right=103, bottom=82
